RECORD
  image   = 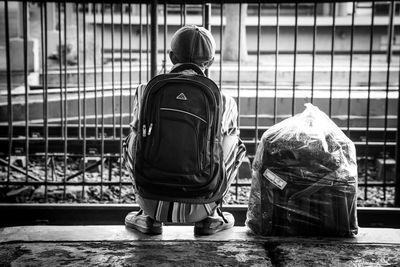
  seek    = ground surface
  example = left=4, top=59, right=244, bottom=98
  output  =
left=1, top=226, right=400, bottom=266
left=2, top=241, right=400, bottom=266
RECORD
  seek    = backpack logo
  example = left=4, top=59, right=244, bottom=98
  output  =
left=176, top=93, right=188, bottom=101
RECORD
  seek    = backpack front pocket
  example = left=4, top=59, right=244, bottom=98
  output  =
left=145, top=108, right=207, bottom=175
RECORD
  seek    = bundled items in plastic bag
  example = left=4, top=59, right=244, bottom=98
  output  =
left=246, top=103, right=358, bottom=236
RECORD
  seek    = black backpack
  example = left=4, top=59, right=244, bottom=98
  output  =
left=133, top=63, right=227, bottom=204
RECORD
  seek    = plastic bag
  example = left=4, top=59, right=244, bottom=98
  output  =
left=246, top=103, right=358, bottom=236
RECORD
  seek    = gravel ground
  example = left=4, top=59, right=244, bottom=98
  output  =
left=0, top=155, right=396, bottom=207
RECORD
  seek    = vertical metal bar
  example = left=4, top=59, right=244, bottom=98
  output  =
left=291, top=2, right=298, bottom=116
left=151, top=0, right=158, bottom=78
left=183, top=4, right=186, bottom=25
left=235, top=3, right=242, bottom=200
left=58, top=3, right=64, bottom=141
left=41, top=2, right=49, bottom=202
left=202, top=4, right=204, bottom=26
left=63, top=1, right=68, bottom=201
left=119, top=0, right=124, bottom=202
left=23, top=1, right=29, bottom=184
left=203, top=3, right=211, bottom=33
left=51, top=155, right=55, bottom=182
left=163, top=2, right=167, bottom=74
left=396, top=48, right=400, bottom=207
left=139, top=4, right=143, bottom=84
left=129, top=3, right=133, bottom=119
left=94, top=2, right=98, bottom=140
left=382, top=1, right=395, bottom=201
left=347, top=1, right=356, bottom=137
left=274, top=3, right=279, bottom=124
left=44, top=0, right=49, bottom=203
left=387, top=2, right=395, bottom=64
left=310, top=2, right=317, bottom=104
left=255, top=2, right=261, bottom=151
left=111, top=3, right=116, bottom=138
left=100, top=1, right=105, bottom=202
left=237, top=3, right=241, bottom=123
left=146, top=4, right=150, bottom=80
left=108, top=156, right=112, bottom=184
left=180, top=4, right=184, bottom=26
left=180, top=4, right=183, bottom=26
left=204, top=4, right=211, bottom=77
left=329, top=2, right=336, bottom=117
left=76, top=3, right=81, bottom=140
left=83, top=2, right=87, bottom=200
left=364, top=1, right=375, bottom=201
left=5, top=0, right=12, bottom=189
left=219, top=2, right=223, bottom=89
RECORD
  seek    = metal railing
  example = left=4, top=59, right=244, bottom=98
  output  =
left=0, top=0, right=399, bottom=208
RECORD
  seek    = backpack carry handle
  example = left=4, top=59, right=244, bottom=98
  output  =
left=170, top=63, right=205, bottom=76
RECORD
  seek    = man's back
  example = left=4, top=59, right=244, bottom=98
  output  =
left=133, top=63, right=227, bottom=203
left=123, top=25, right=246, bottom=235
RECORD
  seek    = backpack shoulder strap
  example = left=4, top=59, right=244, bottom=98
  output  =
left=170, top=63, right=205, bottom=76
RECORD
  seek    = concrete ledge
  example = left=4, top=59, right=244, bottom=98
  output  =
left=1, top=226, right=400, bottom=266
left=1, top=226, right=400, bottom=245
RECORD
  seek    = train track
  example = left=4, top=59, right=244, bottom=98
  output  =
left=0, top=123, right=397, bottom=157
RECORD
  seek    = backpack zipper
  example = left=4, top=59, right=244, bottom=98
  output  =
left=160, top=107, right=207, bottom=124
left=142, top=124, right=147, bottom=137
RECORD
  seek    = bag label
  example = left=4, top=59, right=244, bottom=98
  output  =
left=263, top=169, right=287, bottom=190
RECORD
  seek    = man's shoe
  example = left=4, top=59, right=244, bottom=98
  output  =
left=194, top=208, right=235, bottom=235
left=125, top=209, right=163, bottom=235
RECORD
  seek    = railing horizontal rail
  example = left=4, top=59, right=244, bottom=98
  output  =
left=1, top=204, right=399, bottom=228
left=1, top=139, right=397, bottom=154
left=1, top=125, right=398, bottom=139
left=1, top=181, right=396, bottom=187
left=1, top=0, right=399, bottom=210
left=9, top=0, right=398, bottom=3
